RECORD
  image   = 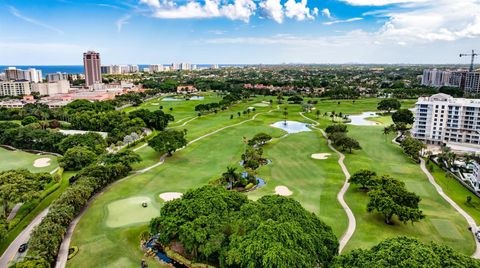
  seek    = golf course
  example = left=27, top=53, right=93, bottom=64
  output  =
left=65, top=95, right=476, bottom=267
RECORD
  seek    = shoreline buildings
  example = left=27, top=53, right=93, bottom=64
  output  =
left=412, top=93, right=480, bottom=148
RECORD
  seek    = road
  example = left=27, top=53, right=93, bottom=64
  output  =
left=419, top=158, right=480, bottom=258
left=0, top=208, right=49, bottom=267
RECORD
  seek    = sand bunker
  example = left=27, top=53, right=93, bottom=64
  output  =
left=151, top=103, right=159, bottom=106
left=311, top=153, right=331, bottom=160
left=33, top=158, right=51, bottom=168
left=106, top=196, right=159, bottom=228
left=253, top=103, right=269, bottom=107
left=159, top=192, right=183, bottom=202
left=275, top=186, right=293, bottom=196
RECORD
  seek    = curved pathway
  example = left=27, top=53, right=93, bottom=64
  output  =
left=419, top=158, right=480, bottom=258
left=54, top=106, right=279, bottom=268
left=299, top=113, right=356, bottom=253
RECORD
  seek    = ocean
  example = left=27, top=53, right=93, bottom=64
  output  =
left=0, top=64, right=241, bottom=78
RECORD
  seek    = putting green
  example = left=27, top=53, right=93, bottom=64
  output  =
left=105, top=196, right=159, bottom=228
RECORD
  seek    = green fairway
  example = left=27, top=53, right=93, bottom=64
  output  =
left=66, top=97, right=474, bottom=267
left=341, top=126, right=475, bottom=254
left=248, top=131, right=348, bottom=236
left=67, top=103, right=347, bottom=268
left=0, top=148, right=58, bottom=173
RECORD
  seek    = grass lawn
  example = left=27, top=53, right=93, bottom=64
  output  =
left=67, top=104, right=347, bottom=268
left=341, top=126, right=475, bottom=254
left=429, top=163, right=480, bottom=224
left=124, top=92, right=223, bottom=124
left=248, top=130, right=348, bottom=237
left=69, top=97, right=462, bottom=267
left=0, top=148, right=58, bottom=173
left=311, top=98, right=416, bottom=116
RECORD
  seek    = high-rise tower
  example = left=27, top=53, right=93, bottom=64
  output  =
left=83, top=51, right=101, bottom=86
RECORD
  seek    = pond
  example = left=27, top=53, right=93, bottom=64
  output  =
left=270, top=121, right=312, bottom=133
left=161, top=96, right=205, bottom=101
left=347, top=112, right=380, bottom=126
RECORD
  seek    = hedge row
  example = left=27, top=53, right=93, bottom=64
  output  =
left=14, top=163, right=131, bottom=266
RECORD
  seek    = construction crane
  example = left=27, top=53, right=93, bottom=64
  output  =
left=460, top=49, right=478, bottom=72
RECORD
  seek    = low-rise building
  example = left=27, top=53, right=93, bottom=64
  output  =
left=31, top=80, right=71, bottom=96
left=176, top=85, right=198, bottom=94
left=0, top=80, right=31, bottom=96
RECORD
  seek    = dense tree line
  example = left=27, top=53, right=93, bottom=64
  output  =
left=18, top=154, right=139, bottom=266
left=0, top=123, right=64, bottom=153
left=149, top=186, right=338, bottom=267
left=332, top=236, right=480, bottom=267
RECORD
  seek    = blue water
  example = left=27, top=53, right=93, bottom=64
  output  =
left=145, top=237, right=172, bottom=264
left=0, top=64, right=244, bottom=77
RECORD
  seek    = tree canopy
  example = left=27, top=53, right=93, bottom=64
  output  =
left=148, top=129, right=187, bottom=156
left=377, top=99, right=401, bottom=113
left=349, top=169, right=377, bottom=190
left=367, top=176, right=424, bottom=224
left=58, top=146, right=97, bottom=171
left=332, top=236, right=480, bottom=268
left=150, top=186, right=338, bottom=267
left=57, top=132, right=107, bottom=155
left=392, top=109, right=414, bottom=125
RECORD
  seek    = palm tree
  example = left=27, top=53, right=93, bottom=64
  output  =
left=316, top=110, right=321, bottom=119
left=222, top=167, right=240, bottom=190
left=283, top=111, right=288, bottom=124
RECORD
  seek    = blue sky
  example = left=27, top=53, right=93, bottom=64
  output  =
left=0, top=0, right=479, bottom=64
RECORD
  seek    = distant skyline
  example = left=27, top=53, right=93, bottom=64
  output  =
left=0, top=0, right=479, bottom=65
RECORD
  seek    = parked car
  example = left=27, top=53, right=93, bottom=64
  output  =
left=18, top=243, right=28, bottom=253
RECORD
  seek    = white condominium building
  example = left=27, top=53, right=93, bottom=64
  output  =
left=412, top=93, right=480, bottom=147
left=0, top=80, right=31, bottom=96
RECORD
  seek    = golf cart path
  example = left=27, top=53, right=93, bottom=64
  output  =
left=0, top=208, right=49, bottom=268
left=299, top=113, right=356, bottom=253
left=55, top=106, right=279, bottom=268
left=419, top=158, right=480, bottom=259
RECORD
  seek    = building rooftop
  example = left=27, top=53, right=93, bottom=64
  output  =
left=417, top=93, right=480, bottom=106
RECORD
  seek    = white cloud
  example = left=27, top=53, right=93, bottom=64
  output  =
left=284, top=0, right=316, bottom=21
left=116, top=15, right=131, bottom=32
left=323, top=17, right=363, bottom=25
left=139, top=0, right=255, bottom=22
left=139, top=0, right=318, bottom=23
left=341, top=0, right=480, bottom=44
left=8, top=6, right=64, bottom=34
left=259, top=0, right=284, bottom=23
left=321, top=8, right=332, bottom=19
left=139, top=0, right=160, bottom=9
left=339, top=0, right=429, bottom=6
